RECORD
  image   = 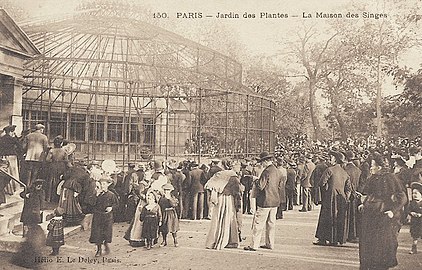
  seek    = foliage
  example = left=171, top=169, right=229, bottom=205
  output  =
left=383, top=66, right=422, bottom=137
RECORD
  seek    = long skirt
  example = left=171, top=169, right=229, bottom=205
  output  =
left=159, top=208, right=179, bottom=234
left=124, top=198, right=147, bottom=247
left=205, top=193, right=239, bottom=250
left=89, top=212, right=114, bottom=244
left=45, top=161, right=66, bottom=203
left=359, top=210, right=400, bottom=269
left=58, top=188, right=84, bottom=226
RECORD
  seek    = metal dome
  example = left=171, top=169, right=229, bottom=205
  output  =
left=21, top=1, right=275, bottom=163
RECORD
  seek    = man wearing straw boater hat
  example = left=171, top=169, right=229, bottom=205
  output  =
left=22, top=123, right=48, bottom=187
left=244, top=151, right=283, bottom=251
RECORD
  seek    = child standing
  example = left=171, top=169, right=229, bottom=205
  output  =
left=159, top=183, right=180, bottom=247
left=409, top=182, right=422, bottom=254
left=46, top=207, right=65, bottom=255
left=140, top=191, right=162, bottom=250
left=20, top=179, right=45, bottom=237
left=89, top=177, right=119, bottom=257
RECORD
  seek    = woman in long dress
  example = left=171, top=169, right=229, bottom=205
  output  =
left=359, top=152, right=407, bottom=270
left=124, top=181, right=149, bottom=246
left=45, top=135, right=68, bottom=203
left=58, top=165, right=85, bottom=226
left=205, top=159, right=241, bottom=250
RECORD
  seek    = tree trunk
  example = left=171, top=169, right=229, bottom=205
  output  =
left=309, top=78, right=321, bottom=141
left=329, top=88, right=347, bottom=140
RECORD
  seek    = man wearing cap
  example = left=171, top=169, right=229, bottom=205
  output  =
left=0, top=125, right=23, bottom=195
left=244, top=151, right=283, bottom=251
left=314, top=151, right=352, bottom=246
left=22, top=123, right=49, bottom=187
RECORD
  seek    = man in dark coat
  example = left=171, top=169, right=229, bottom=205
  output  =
left=189, top=161, right=207, bottom=220
left=276, top=158, right=287, bottom=219
left=114, top=163, right=137, bottom=222
left=299, top=154, right=315, bottom=212
left=314, top=151, right=351, bottom=246
left=240, top=161, right=254, bottom=214
left=343, top=150, right=362, bottom=242
left=285, top=160, right=297, bottom=210
left=310, top=153, right=329, bottom=206
left=244, top=151, right=283, bottom=251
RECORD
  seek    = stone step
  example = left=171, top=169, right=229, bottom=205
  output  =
left=0, top=200, right=24, bottom=236
left=0, top=194, right=23, bottom=211
left=0, top=214, right=93, bottom=253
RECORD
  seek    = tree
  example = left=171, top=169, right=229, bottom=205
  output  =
left=383, top=66, right=422, bottom=137
left=285, top=24, right=341, bottom=141
left=243, top=57, right=312, bottom=138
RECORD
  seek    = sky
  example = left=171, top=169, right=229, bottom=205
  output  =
left=5, top=0, right=422, bottom=97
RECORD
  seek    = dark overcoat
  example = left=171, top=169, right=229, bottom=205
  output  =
left=315, top=164, right=351, bottom=244
left=344, top=162, right=362, bottom=240
left=359, top=169, right=407, bottom=269
left=20, top=188, right=45, bottom=225
left=310, top=161, right=329, bottom=204
left=89, top=191, right=119, bottom=244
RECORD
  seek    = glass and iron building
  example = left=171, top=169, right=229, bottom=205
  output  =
left=20, top=2, right=275, bottom=164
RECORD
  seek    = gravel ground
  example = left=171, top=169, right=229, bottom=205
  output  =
left=1, top=205, right=422, bottom=270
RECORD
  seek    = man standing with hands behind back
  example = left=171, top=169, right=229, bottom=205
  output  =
left=244, top=151, right=283, bottom=251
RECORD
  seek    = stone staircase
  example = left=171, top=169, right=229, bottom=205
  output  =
left=0, top=193, right=91, bottom=252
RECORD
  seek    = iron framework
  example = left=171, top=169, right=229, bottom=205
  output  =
left=20, top=1, right=275, bottom=164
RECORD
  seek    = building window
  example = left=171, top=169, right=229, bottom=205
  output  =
left=50, top=111, right=67, bottom=138
left=126, top=117, right=141, bottom=143
left=22, top=110, right=48, bottom=131
left=107, top=116, right=123, bottom=142
left=69, top=113, right=86, bottom=141
left=89, top=115, right=105, bottom=142
left=143, top=117, right=155, bottom=147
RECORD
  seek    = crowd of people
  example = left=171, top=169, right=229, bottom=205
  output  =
left=1, top=122, right=422, bottom=270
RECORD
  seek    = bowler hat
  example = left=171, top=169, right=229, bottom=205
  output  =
left=329, top=151, right=346, bottom=164
left=257, top=151, right=273, bottom=163
left=3, top=125, right=16, bottom=133
left=190, top=161, right=199, bottom=168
